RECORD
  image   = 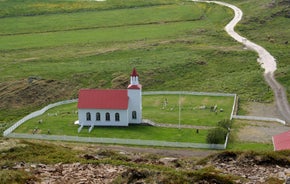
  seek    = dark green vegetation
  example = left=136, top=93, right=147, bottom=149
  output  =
left=206, top=119, right=231, bottom=144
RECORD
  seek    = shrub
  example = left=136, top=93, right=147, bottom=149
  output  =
left=217, top=119, right=231, bottom=130
left=206, top=127, right=228, bottom=144
left=206, top=119, right=231, bottom=144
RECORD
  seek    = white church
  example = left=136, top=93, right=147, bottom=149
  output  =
left=77, top=68, right=142, bottom=129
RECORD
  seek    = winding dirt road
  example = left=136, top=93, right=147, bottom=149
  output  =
left=193, top=0, right=290, bottom=123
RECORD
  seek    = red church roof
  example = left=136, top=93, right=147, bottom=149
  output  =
left=77, top=89, right=128, bottom=110
left=272, top=130, right=290, bottom=151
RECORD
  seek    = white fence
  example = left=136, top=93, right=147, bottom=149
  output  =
left=2, top=99, right=78, bottom=136
left=143, top=91, right=236, bottom=97
left=3, top=91, right=235, bottom=149
left=7, top=133, right=227, bottom=150
left=232, top=115, right=286, bottom=125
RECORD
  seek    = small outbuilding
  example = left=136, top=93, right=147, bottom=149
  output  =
left=77, top=68, right=142, bottom=129
left=272, top=130, right=290, bottom=151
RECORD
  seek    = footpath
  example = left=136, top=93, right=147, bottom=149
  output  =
left=193, top=0, right=290, bottom=123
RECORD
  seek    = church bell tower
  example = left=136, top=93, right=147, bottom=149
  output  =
left=127, top=68, right=142, bottom=124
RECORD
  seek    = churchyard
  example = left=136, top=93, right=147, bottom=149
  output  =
left=13, top=94, right=234, bottom=143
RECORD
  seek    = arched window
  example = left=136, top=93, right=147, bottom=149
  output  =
left=96, top=112, right=101, bottom=121
left=115, top=113, right=120, bottom=121
left=106, top=112, right=110, bottom=121
left=132, top=111, right=137, bottom=119
left=86, top=112, right=91, bottom=121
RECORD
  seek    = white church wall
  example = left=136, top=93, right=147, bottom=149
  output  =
left=78, top=109, right=129, bottom=126
left=128, top=89, right=142, bottom=124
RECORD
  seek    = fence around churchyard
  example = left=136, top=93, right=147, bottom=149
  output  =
left=3, top=91, right=235, bottom=149
left=2, top=99, right=78, bottom=137
left=232, top=115, right=286, bottom=125
left=7, top=132, right=229, bottom=150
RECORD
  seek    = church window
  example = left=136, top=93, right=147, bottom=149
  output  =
left=96, top=112, right=101, bottom=121
left=106, top=112, right=110, bottom=121
left=115, top=113, right=120, bottom=121
left=86, top=112, right=91, bottom=121
left=132, top=111, right=137, bottom=119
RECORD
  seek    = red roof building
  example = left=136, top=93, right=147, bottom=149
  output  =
left=77, top=89, right=128, bottom=110
left=272, top=130, right=290, bottom=151
left=77, top=68, right=142, bottom=128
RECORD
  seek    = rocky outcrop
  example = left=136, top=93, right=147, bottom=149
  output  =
left=210, top=152, right=290, bottom=184
left=12, top=162, right=126, bottom=184
left=6, top=148, right=290, bottom=184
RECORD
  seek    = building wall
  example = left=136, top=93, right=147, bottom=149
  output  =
left=128, top=89, right=142, bottom=124
left=78, top=109, right=129, bottom=126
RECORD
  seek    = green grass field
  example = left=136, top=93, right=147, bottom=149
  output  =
left=1, top=0, right=264, bottom=125
left=0, top=0, right=263, bottom=96
left=143, top=94, right=234, bottom=126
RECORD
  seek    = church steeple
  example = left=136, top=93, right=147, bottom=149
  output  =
left=130, top=68, right=139, bottom=85
left=128, top=68, right=141, bottom=89
left=127, top=68, right=142, bottom=124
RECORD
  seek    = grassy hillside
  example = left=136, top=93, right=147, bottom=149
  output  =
left=0, top=0, right=288, bottom=131
left=226, top=0, right=290, bottom=97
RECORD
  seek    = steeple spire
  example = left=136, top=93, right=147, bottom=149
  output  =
left=130, top=68, right=139, bottom=85
left=128, top=68, right=141, bottom=89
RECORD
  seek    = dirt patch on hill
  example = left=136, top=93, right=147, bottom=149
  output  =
left=237, top=102, right=290, bottom=143
left=236, top=120, right=290, bottom=143
left=0, top=78, right=75, bottom=109
left=243, top=102, right=283, bottom=119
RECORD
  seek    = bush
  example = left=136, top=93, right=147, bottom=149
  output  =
left=206, top=119, right=231, bottom=144
left=217, top=119, right=231, bottom=130
left=206, top=127, right=228, bottom=144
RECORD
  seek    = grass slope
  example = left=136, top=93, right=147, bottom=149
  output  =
left=226, top=0, right=290, bottom=98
